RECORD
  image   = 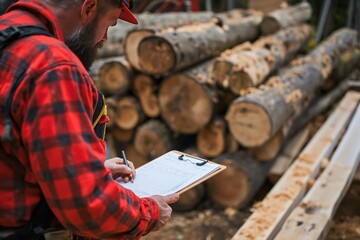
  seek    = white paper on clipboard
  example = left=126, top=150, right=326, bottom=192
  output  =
left=118, top=150, right=226, bottom=197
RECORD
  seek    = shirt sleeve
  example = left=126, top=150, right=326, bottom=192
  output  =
left=20, top=64, right=159, bottom=239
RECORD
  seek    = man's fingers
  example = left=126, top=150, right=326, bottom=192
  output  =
left=163, top=193, right=180, bottom=204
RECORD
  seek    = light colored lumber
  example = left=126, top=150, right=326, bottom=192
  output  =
left=231, top=91, right=360, bottom=240
left=275, top=104, right=360, bottom=240
left=268, top=125, right=311, bottom=183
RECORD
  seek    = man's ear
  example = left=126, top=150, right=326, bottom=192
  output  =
left=80, top=0, right=98, bottom=24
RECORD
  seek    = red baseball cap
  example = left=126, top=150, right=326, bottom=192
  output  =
left=119, top=0, right=138, bottom=24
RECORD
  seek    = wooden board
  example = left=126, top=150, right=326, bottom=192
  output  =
left=231, top=91, right=360, bottom=240
left=274, top=105, right=360, bottom=239
left=268, top=125, right=311, bottom=183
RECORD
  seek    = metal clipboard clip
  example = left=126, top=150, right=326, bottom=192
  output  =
left=178, top=154, right=208, bottom=166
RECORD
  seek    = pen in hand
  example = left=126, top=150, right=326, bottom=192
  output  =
left=121, top=150, right=133, bottom=182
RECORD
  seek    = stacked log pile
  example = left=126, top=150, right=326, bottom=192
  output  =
left=91, top=4, right=360, bottom=211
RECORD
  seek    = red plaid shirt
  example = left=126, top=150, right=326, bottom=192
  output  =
left=0, top=1, right=159, bottom=239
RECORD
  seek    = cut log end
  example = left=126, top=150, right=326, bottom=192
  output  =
left=213, top=60, right=233, bottom=86
left=250, top=130, right=284, bottom=161
left=159, top=75, right=213, bottom=134
left=197, top=120, right=226, bottom=158
left=124, top=30, right=153, bottom=70
left=134, top=120, right=172, bottom=159
left=260, top=16, right=280, bottom=35
left=226, top=102, right=271, bottom=147
left=100, top=62, right=129, bottom=94
left=132, top=74, right=160, bottom=118
left=138, top=36, right=175, bottom=75
left=115, top=98, right=141, bottom=130
left=229, top=71, right=254, bottom=94
left=207, top=159, right=250, bottom=208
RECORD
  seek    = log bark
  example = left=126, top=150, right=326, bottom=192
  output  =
left=94, top=57, right=133, bottom=96
left=133, top=119, right=172, bottom=159
left=288, top=80, right=353, bottom=138
left=216, top=8, right=263, bottom=21
left=114, top=96, right=144, bottom=130
left=196, top=118, right=226, bottom=158
left=131, top=74, right=161, bottom=118
left=213, top=24, right=312, bottom=94
left=159, top=60, right=235, bottom=134
left=207, top=151, right=273, bottom=209
left=97, top=12, right=215, bottom=59
left=321, top=47, right=360, bottom=91
left=138, top=16, right=261, bottom=75
left=243, top=36, right=358, bottom=160
left=260, top=2, right=312, bottom=35
left=226, top=28, right=358, bottom=147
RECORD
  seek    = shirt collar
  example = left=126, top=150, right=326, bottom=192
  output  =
left=7, top=0, right=64, bottom=42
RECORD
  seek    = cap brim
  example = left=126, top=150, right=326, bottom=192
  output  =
left=119, top=2, right=138, bottom=24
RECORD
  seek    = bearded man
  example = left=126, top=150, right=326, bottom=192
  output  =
left=0, top=0, right=179, bottom=239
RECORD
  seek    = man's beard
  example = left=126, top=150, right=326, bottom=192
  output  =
left=65, top=20, right=99, bottom=71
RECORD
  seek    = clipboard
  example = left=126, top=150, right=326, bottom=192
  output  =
left=118, top=150, right=226, bottom=197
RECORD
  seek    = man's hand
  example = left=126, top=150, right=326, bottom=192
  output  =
left=104, top=157, right=136, bottom=182
left=151, top=193, right=180, bottom=231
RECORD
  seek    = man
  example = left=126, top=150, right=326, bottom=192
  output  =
left=0, top=0, right=179, bottom=239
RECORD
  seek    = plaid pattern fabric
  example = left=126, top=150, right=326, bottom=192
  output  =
left=0, top=1, right=159, bottom=239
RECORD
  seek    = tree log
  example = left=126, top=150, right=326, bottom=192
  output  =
left=207, top=151, right=273, bottom=209
left=138, top=16, right=261, bottom=75
left=288, top=80, right=354, bottom=138
left=250, top=130, right=284, bottom=161
left=243, top=35, right=359, bottom=160
left=94, top=57, right=133, bottom=96
left=97, top=12, right=215, bottom=59
left=124, top=28, right=156, bottom=71
left=196, top=118, right=226, bottom=158
left=226, top=28, right=358, bottom=147
left=159, top=60, right=235, bottom=134
left=131, top=74, right=161, bottom=118
left=260, top=2, right=312, bottom=35
left=133, top=119, right=172, bottom=159
left=213, top=24, right=312, bottom=94
left=114, top=96, right=144, bottom=130
left=321, top=46, right=360, bottom=91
